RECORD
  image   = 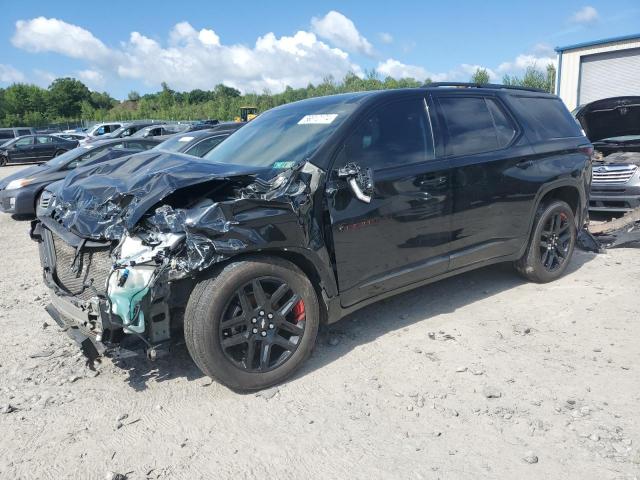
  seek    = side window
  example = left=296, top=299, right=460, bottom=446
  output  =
left=15, top=137, right=34, bottom=146
left=0, top=131, right=15, bottom=140
left=438, top=96, right=516, bottom=156
left=340, top=98, right=433, bottom=169
left=36, top=136, right=52, bottom=144
left=186, top=136, right=225, bottom=157
left=18, top=129, right=32, bottom=136
left=514, top=97, right=582, bottom=141
left=486, top=99, right=517, bottom=147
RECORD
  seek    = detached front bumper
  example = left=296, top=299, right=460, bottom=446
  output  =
left=32, top=219, right=176, bottom=359
left=589, top=184, right=640, bottom=212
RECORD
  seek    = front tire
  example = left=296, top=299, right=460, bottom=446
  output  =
left=0, top=156, right=7, bottom=167
left=515, top=200, right=576, bottom=283
left=184, top=256, right=320, bottom=391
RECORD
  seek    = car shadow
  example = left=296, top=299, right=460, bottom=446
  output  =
left=104, top=252, right=598, bottom=392
left=294, top=252, right=598, bottom=381
left=109, top=341, right=204, bottom=392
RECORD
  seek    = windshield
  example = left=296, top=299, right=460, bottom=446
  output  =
left=153, top=134, right=198, bottom=153
left=202, top=95, right=361, bottom=169
left=45, top=145, right=92, bottom=168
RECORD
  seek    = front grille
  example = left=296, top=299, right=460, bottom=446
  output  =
left=592, top=165, right=637, bottom=185
left=51, top=234, right=113, bottom=301
left=39, top=190, right=54, bottom=209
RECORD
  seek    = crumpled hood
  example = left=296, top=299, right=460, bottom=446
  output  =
left=575, top=96, right=640, bottom=142
left=45, top=150, right=270, bottom=239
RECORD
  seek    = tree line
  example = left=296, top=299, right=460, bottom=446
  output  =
left=0, top=65, right=555, bottom=128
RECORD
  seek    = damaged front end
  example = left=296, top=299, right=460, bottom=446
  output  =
left=32, top=150, right=329, bottom=360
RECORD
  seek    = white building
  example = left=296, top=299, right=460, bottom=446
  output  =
left=555, top=33, right=640, bottom=111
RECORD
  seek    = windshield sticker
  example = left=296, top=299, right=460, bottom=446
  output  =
left=178, top=136, right=194, bottom=142
left=272, top=161, right=296, bottom=169
left=298, top=114, right=338, bottom=125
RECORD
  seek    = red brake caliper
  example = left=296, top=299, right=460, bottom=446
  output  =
left=292, top=300, right=306, bottom=324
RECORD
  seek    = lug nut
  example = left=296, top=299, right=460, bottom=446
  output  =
left=267, top=313, right=273, bottom=319
left=269, top=323, right=274, bottom=329
left=259, top=310, right=265, bottom=316
left=251, top=318, right=257, bottom=324
left=252, top=328, right=258, bottom=334
left=261, top=331, right=267, bottom=337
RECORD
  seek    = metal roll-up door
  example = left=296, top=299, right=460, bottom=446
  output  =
left=579, top=47, right=640, bottom=105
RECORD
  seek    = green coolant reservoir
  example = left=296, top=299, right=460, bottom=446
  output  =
left=107, top=266, right=155, bottom=334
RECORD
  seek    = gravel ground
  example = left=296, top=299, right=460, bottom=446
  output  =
left=0, top=164, right=639, bottom=480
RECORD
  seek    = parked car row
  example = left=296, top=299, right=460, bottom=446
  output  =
left=25, top=84, right=595, bottom=391
left=0, top=123, right=244, bottom=217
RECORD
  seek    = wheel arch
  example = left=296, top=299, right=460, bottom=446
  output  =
left=517, top=180, right=585, bottom=259
left=196, top=248, right=338, bottom=324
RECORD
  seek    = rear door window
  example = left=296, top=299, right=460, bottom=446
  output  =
left=0, top=131, right=15, bottom=140
left=513, top=96, right=582, bottom=140
left=438, top=96, right=517, bottom=156
left=17, top=129, right=32, bottom=136
left=340, top=98, right=434, bottom=170
left=36, top=136, right=53, bottom=144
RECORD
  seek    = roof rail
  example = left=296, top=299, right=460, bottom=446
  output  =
left=426, top=82, right=547, bottom=93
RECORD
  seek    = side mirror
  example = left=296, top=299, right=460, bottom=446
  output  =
left=337, top=162, right=374, bottom=203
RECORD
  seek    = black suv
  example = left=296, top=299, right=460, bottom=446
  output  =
left=32, top=85, right=592, bottom=391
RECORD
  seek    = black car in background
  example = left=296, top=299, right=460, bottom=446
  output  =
left=0, top=135, right=78, bottom=166
left=0, top=138, right=159, bottom=217
left=33, top=85, right=592, bottom=391
left=153, top=123, right=244, bottom=157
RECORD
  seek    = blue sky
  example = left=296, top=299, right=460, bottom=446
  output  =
left=1, top=0, right=639, bottom=99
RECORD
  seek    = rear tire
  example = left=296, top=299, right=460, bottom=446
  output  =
left=515, top=200, right=576, bottom=283
left=184, top=256, right=320, bottom=391
left=0, top=156, right=7, bottom=167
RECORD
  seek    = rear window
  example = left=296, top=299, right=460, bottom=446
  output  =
left=438, top=96, right=517, bottom=156
left=514, top=96, right=582, bottom=141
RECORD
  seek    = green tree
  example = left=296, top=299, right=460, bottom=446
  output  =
left=503, top=64, right=555, bottom=92
left=47, top=78, right=91, bottom=118
left=127, top=90, right=141, bottom=101
left=471, top=68, right=490, bottom=85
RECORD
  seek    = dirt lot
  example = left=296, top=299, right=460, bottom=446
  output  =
left=0, top=164, right=639, bottom=480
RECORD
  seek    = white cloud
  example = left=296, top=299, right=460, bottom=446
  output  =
left=376, top=59, right=444, bottom=82
left=570, top=6, right=599, bottom=24
left=311, top=11, right=374, bottom=56
left=33, top=69, right=57, bottom=86
left=12, top=17, right=113, bottom=63
left=498, top=53, right=556, bottom=74
left=0, top=64, right=25, bottom=83
left=12, top=17, right=362, bottom=93
left=78, top=69, right=105, bottom=89
left=379, top=32, right=393, bottom=44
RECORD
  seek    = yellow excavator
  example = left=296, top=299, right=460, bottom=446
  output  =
left=235, top=106, right=258, bottom=122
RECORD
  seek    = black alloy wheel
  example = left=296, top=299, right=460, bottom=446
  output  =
left=539, top=210, right=571, bottom=272
left=219, top=277, right=306, bottom=372
left=515, top=200, right=576, bottom=283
